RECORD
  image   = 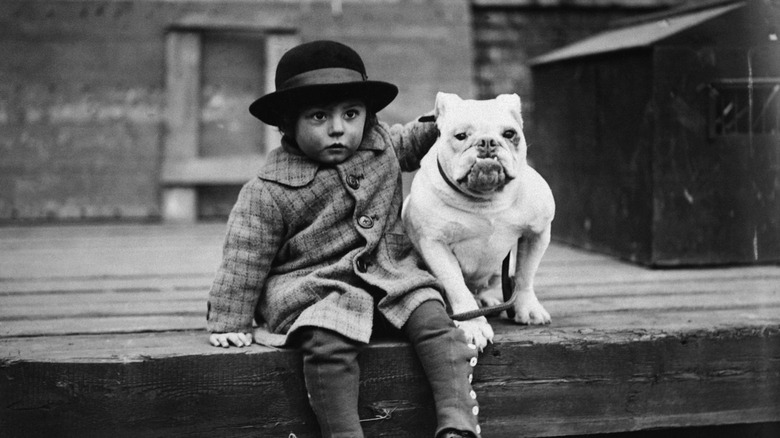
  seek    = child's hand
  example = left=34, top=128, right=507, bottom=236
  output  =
left=209, top=332, right=253, bottom=348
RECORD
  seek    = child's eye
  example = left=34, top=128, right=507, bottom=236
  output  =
left=311, top=112, right=327, bottom=121
left=344, top=109, right=360, bottom=119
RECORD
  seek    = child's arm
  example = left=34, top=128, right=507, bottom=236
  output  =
left=384, top=111, right=438, bottom=172
left=207, top=180, right=284, bottom=347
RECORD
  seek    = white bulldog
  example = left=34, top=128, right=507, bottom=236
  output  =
left=402, top=92, right=555, bottom=350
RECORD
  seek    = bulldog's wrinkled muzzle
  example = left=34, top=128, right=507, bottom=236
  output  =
left=461, top=157, right=507, bottom=193
left=456, top=136, right=512, bottom=193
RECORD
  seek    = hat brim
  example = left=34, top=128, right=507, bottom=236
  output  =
left=249, top=81, right=399, bottom=126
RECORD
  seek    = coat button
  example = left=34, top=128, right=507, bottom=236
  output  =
left=356, top=258, right=369, bottom=273
left=357, top=215, right=374, bottom=229
left=346, top=175, right=360, bottom=189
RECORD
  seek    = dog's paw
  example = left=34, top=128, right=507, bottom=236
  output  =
left=477, top=292, right=502, bottom=308
left=512, top=292, right=551, bottom=325
left=454, top=317, right=494, bottom=351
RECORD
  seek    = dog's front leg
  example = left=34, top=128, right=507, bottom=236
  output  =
left=511, top=225, right=552, bottom=325
left=416, top=238, right=495, bottom=350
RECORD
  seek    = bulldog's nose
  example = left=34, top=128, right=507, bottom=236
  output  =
left=475, top=137, right=498, bottom=158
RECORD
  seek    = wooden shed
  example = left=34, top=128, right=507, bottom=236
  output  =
left=530, top=0, right=780, bottom=266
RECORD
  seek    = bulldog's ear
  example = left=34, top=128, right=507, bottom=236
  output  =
left=434, top=92, right=462, bottom=121
left=496, top=93, right=523, bottom=124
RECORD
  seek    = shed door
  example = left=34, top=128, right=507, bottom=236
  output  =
left=653, top=46, right=780, bottom=265
left=708, top=75, right=780, bottom=262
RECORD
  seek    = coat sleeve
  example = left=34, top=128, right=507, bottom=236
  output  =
left=383, top=112, right=439, bottom=172
left=207, top=179, right=285, bottom=333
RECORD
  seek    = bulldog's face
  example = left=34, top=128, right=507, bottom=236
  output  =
left=434, top=93, right=526, bottom=198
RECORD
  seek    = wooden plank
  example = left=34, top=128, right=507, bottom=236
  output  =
left=164, top=32, right=201, bottom=162
left=0, top=331, right=239, bottom=363
left=2, top=275, right=777, bottom=337
left=6, top=286, right=776, bottom=328
left=0, top=225, right=223, bottom=280
left=0, top=276, right=211, bottom=294
left=0, top=316, right=205, bottom=338
left=160, top=155, right=267, bottom=185
left=1, top=291, right=205, bottom=319
left=0, top=224, right=779, bottom=436
left=162, top=31, right=202, bottom=222
left=1, top=327, right=777, bottom=437
left=0, top=248, right=218, bottom=280
left=264, top=33, right=300, bottom=149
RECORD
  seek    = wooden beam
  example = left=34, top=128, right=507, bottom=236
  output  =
left=160, top=155, right=266, bottom=185
left=164, top=32, right=201, bottom=161
left=1, top=225, right=778, bottom=436
left=163, top=31, right=202, bottom=222
left=471, top=0, right=679, bottom=7
left=263, top=34, right=300, bottom=150
left=1, top=327, right=778, bottom=437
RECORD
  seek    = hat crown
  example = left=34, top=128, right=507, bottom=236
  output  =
left=275, top=40, right=367, bottom=90
left=249, top=40, right=398, bottom=126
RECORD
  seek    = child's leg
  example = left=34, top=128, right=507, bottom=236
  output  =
left=292, top=327, right=365, bottom=438
left=403, top=300, right=481, bottom=438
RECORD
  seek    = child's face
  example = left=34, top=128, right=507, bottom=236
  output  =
left=294, top=99, right=367, bottom=165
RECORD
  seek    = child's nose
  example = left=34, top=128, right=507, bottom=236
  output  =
left=329, top=118, right=344, bottom=136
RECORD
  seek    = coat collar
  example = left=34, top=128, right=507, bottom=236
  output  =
left=258, top=124, right=388, bottom=187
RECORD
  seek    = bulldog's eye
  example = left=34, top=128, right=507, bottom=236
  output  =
left=502, top=130, right=516, bottom=139
left=454, top=132, right=468, bottom=141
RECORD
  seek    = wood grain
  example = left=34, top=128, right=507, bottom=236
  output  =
left=0, top=224, right=778, bottom=437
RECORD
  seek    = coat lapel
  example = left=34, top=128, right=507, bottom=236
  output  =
left=257, top=126, right=388, bottom=187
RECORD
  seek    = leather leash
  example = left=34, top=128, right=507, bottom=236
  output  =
left=450, top=252, right=516, bottom=321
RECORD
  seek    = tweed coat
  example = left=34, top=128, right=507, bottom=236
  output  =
left=207, top=119, right=444, bottom=344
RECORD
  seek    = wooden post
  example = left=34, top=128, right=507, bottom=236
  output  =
left=163, top=31, right=201, bottom=222
left=263, top=34, right=300, bottom=151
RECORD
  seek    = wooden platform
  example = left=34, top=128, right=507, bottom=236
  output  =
left=1, top=224, right=778, bottom=437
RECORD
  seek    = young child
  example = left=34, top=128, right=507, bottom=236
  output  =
left=207, top=40, right=481, bottom=438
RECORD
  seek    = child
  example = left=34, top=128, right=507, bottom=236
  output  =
left=207, top=40, right=481, bottom=438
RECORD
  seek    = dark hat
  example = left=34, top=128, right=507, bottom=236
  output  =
left=249, top=40, right=399, bottom=126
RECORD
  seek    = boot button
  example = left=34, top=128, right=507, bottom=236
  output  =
left=346, top=175, right=360, bottom=189
left=357, top=215, right=374, bottom=229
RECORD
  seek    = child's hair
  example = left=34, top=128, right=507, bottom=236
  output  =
left=276, top=94, right=379, bottom=148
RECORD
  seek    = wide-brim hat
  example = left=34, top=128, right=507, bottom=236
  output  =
left=249, top=40, right=399, bottom=126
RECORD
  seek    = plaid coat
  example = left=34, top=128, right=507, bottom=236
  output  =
left=207, top=119, right=444, bottom=343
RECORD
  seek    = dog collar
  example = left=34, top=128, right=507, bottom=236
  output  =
left=437, top=156, right=481, bottom=199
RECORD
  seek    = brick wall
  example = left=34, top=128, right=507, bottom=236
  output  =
left=472, top=0, right=680, bottom=119
left=0, top=0, right=689, bottom=222
left=0, top=0, right=473, bottom=222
